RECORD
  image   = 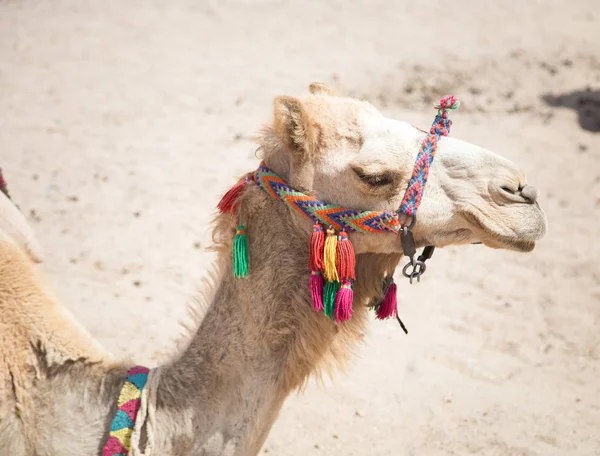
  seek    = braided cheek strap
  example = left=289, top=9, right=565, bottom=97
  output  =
left=398, top=95, right=459, bottom=219
left=397, top=95, right=460, bottom=284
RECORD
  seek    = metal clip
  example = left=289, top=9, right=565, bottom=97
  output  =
left=400, top=226, right=419, bottom=283
left=400, top=227, right=416, bottom=258
left=401, top=232, right=436, bottom=284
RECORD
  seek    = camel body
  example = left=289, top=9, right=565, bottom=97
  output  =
left=0, top=83, right=547, bottom=455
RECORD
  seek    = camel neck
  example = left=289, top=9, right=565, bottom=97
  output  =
left=152, top=187, right=362, bottom=455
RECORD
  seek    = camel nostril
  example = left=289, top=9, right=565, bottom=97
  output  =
left=500, top=183, right=519, bottom=196
left=496, top=182, right=538, bottom=204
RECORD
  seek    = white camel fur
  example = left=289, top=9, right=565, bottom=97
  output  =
left=0, top=83, right=547, bottom=455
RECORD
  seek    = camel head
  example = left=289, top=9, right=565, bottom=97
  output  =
left=260, top=82, right=547, bottom=254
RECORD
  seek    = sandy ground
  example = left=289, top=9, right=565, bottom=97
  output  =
left=1, top=0, right=599, bottom=454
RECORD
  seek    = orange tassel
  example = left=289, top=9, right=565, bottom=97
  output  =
left=309, top=224, right=325, bottom=271
left=336, top=231, right=355, bottom=281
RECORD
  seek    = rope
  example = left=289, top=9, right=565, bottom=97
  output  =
left=434, top=95, right=460, bottom=117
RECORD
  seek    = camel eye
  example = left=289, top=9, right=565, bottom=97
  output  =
left=352, top=167, right=398, bottom=187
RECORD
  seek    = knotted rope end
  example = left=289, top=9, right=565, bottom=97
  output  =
left=434, top=95, right=460, bottom=117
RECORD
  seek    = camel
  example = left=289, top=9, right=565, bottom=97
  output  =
left=0, top=83, right=547, bottom=455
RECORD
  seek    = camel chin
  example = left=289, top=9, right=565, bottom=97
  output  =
left=459, top=198, right=547, bottom=253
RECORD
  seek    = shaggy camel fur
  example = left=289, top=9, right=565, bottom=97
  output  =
left=0, top=83, right=547, bottom=455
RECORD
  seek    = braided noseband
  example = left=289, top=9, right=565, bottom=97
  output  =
left=397, top=96, right=459, bottom=283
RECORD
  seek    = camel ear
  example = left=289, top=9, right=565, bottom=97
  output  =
left=273, top=96, right=319, bottom=153
left=309, top=82, right=336, bottom=96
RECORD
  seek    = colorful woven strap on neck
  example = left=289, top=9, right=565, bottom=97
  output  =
left=102, top=366, right=150, bottom=456
left=253, top=163, right=401, bottom=234
left=398, top=95, right=460, bottom=218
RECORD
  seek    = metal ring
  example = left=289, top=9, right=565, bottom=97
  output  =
left=401, top=260, right=427, bottom=280
left=402, top=260, right=427, bottom=279
left=401, top=262, right=414, bottom=279
left=397, top=213, right=416, bottom=230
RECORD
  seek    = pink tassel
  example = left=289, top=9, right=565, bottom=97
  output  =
left=334, top=280, right=354, bottom=323
left=217, top=176, right=250, bottom=214
left=310, top=271, right=324, bottom=311
left=376, top=281, right=398, bottom=320
left=309, top=224, right=325, bottom=271
left=336, top=231, right=355, bottom=280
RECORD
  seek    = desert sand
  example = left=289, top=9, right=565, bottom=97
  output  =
left=1, top=0, right=599, bottom=454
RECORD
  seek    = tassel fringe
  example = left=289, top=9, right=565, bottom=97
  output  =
left=336, top=231, right=356, bottom=281
left=233, top=225, right=249, bottom=278
left=310, top=271, right=324, bottom=311
left=334, top=280, right=354, bottom=323
left=323, top=280, right=340, bottom=319
left=309, top=224, right=325, bottom=271
left=324, top=228, right=339, bottom=282
left=376, top=278, right=398, bottom=320
left=218, top=177, right=249, bottom=214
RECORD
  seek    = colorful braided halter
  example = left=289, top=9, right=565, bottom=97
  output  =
left=102, top=366, right=149, bottom=456
left=217, top=95, right=459, bottom=326
left=253, top=163, right=402, bottom=234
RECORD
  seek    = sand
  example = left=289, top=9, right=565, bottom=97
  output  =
left=1, top=0, right=599, bottom=454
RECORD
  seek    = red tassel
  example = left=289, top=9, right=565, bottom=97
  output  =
left=217, top=176, right=250, bottom=214
left=336, top=231, right=355, bottom=280
left=309, top=224, right=325, bottom=271
left=334, top=280, right=353, bottom=323
left=376, top=281, right=398, bottom=320
left=310, top=271, right=324, bottom=311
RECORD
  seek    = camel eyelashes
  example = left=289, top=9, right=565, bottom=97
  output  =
left=352, top=167, right=399, bottom=187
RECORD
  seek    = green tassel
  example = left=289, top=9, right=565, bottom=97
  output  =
left=233, top=224, right=249, bottom=278
left=323, top=280, right=340, bottom=319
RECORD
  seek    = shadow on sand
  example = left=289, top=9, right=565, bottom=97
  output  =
left=542, top=88, right=600, bottom=133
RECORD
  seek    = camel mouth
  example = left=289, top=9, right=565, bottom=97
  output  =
left=462, top=208, right=546, bottom=253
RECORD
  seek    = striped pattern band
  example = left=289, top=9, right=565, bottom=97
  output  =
left=253, top=164, right=401, bottom=234
left=102, top=366, right=150, bottom=456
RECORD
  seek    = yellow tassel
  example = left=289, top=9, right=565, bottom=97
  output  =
left=324, top=228, right=339, bottom=282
